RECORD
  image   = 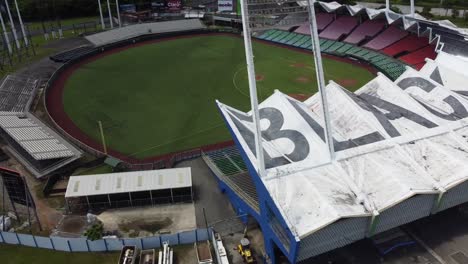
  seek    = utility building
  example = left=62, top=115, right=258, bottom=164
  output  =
left=65, top=168, right=193, bottom=212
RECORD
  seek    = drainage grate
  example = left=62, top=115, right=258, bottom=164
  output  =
left=451, top=252, right=468, bottom=264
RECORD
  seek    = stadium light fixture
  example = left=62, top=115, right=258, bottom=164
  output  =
left=97, top=0, right=105, bottom=30
left=306, top=0, right=335, bottom=161
left=410, top=0, right=415, bottom=17
left=107, top=0, right=114, bottom=29
left=239, top=0, right=266, bottom=178
left=115, top=0, right=121, bottom=27
left=4, top=0, right=20, bottom=49
left=0, top=7, right=12, bottom=54
left=13, top=0, right=27, bottom=46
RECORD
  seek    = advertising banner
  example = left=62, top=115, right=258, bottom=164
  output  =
left=218, top=0, right=233, bottom=12
left=120, top=4, right=137, bottom=13
left=166, top=0, right=182, bottom=11
left=151, top=1, right=166, bottom=12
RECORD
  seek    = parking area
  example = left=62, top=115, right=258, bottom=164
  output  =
left=176, top=158, right=238, bottom=228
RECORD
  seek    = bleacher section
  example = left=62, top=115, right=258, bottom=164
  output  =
left=319, top=16, right=358, bottom=40
left=0, top=114, right=82, bottom=178
left=50, top=46, right=95, bottom=63
left=399, top=45, right=438, bottom=69
left=294, top=13, right=335, bottom=35
left=257, top=29, right=407, bottom=80
left=0, top=75, right=38, bottom=115
left=85, top=19, right=206, bottom=46
left=363, top=26, right=409, bottom=50
left=344, top=20, right=386, bottom=45
left=382, top=35, right=430, bottom=57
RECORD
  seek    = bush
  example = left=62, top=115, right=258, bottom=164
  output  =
left=453, top=9, right=460, bottom=18
left=84, top=223, right=104, bottom=241
left=419, top=6, right=434, bottom=18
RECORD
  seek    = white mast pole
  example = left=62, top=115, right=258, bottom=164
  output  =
left=0, top=10, right=12, bottom=53
left=98, top=0, right=105, bottom=29
left=410, top=0, right=415, bottom=17
left=13, top=0, right=27, bottom=46
left=115, top=0, right=121, bottom=27
left=306, top=0, right=335, bottom=160
left=106, top=0, right=113, bottom=29
left=239, top=0, right=266, bottom=177
left=386, top=0, right=390, bottom=12
left=4, top=0, right=19, bottom=49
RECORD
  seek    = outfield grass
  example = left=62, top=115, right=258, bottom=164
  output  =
left=63, top=35, right=374, bottom=159
left=0, top=244, right=119, bottom=264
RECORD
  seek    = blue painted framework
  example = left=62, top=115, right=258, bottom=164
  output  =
left=214, top=105, right=300, bottom=264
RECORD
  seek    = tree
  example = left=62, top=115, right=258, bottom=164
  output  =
left=442, top=0, right=453, bottom=16
left=453, top=8, right=460, bottom=18
left=84, top=223, right=104, bottom=241
left=421, top=6, right=433, bottom=18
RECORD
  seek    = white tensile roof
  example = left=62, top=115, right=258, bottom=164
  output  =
left=217, top=51, right=468, bottom=238
left=65, top=167, right=192, bottom=198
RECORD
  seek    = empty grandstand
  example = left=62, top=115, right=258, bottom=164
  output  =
left=85, top=19, right=206, bottom=46
left=0, top=75, right=38, bottom=115
left=318, top=16, right=357, bottom=40
left=50, top=46, right=95, bottom=63
left=363, top=25, right=409, bottom=50
left=256, top=29, right=407, bottom=80
left=343, top=19, right=386, bottom=45
left=0, top=114, right=82, bottom=178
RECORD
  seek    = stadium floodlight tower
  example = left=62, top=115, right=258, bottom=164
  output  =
left=107, top=0, right=114, bottom=29
left=0, top=7, right=12, bottom=54
left=410, top=0, right=415, bottom=17
left=115, top=0, right=121, bottom=27
left=241, top=0, right=335, bottom=164
left=97, top=0, right=105, bottom=29
left=13, top=0, right=27, bottom=46
left=4, top=0, right=20, bottom=49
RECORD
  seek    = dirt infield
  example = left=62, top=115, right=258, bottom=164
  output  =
left=46, top=32, right=375, bottom=164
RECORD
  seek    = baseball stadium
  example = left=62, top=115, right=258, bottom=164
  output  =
left=1, top=0, right=468, bottom=264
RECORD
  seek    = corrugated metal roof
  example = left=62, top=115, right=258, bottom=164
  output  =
left=217, top=51, right=468, bottom=238
left=65, top=167, right=192, bottom=198
left=0, top=114, right=81, bottom=160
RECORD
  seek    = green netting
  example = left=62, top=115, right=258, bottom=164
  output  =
left=213, top=157, right=241, bottom=175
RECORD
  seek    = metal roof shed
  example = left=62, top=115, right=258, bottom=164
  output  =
left=65, top=168, right=193, bottom=212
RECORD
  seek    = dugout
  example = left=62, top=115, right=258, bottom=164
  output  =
left=65, top=167, right=193, bottom=212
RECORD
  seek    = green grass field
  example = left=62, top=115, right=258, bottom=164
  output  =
left=63, top=35, right=374, bottom=159
left=0, top=244, right=119, bottom=264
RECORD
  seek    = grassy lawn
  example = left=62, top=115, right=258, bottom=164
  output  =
left=73, top=164, right=114, bottom=175
left=26, top=17, right=99, bottom=32
left=63, top=35, right=374, bottom=159
left=0, top=244, right=119, bottom=264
